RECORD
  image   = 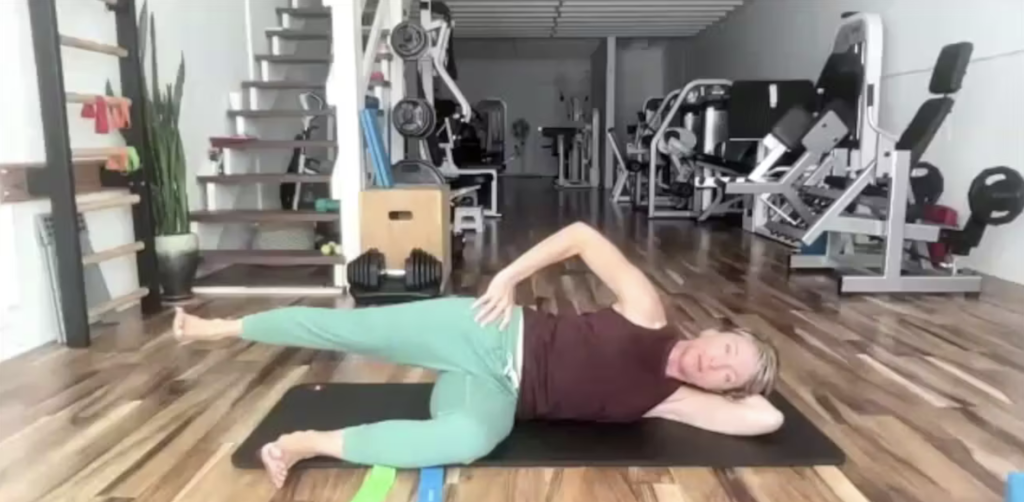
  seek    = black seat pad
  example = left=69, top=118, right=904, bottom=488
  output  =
left=693, top=153, right=754, bottom=175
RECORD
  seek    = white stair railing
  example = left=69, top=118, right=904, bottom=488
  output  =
left=360, top=1, right=387, bottom=98
left=325, top=0, right=406, bottom=288
left=325, top=0, right=365, bottom=286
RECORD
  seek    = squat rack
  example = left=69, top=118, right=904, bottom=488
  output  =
left=26, top=0, right=160, bottom=348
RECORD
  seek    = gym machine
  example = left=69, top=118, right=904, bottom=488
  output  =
left=610, top=88, right=684, bottom=206
left=720, top=12, right=884, bottom=243
left=474, top=98, right=508, bottom=167
left=607, top=126, right=645, bottom=206
left=768, top=43, right=1024, bottom=294
left=540, top=110, right=601, bottom=190
left=645, top=80, right=732, bottom=219
left=673, top=79, right=819, bottom=224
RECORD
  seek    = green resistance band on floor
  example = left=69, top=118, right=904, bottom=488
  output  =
left=349, top=465, right=397, bottom=502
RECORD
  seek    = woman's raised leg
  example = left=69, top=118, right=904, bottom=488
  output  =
left=174, top=296, right=521, bottom=375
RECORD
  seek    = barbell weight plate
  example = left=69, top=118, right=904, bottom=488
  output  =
left=408, top=249, right=422, bottom=291
left=968, top=166, right=1024, bottom=226
left=404, top=253, right=414, bottom=290
left=349, top=250, right=371, bottom=290
left=391, top=159, right=446, bottom=185
left=910, top=162, right=945, bottom=206
left=415, top=250, right=426, bottom=290
left=392, top=99, right=436, bottom=139
left=389, top=21, right=429, bottom=60
left=418, top=250, right=431, bottom=290
left=369, top=249, right=385, bottom=291
left=431, top=256, right=442, bottom=289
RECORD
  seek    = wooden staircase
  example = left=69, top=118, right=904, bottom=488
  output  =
left=191, top=0, right=401, bottom=295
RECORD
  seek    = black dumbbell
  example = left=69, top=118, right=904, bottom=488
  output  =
left=348, top=249, right=444, bottom=291
left=404, top=248, right=443, bottom=290
left=347, top=249, right=387, bottom=290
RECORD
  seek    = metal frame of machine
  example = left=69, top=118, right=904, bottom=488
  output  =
left=738, top=13, right=884, bottom=243
left=646, top=79, right=732, bottom=219
left=767, top=42, right=996, bottom=294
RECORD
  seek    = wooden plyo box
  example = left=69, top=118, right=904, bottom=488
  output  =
left=359, top=186, right=451, bottom=280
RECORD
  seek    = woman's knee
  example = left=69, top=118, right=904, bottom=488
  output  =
left=445, top=413, right=510, bottom=464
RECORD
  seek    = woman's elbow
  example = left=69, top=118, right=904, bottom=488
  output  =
left=744, top=407, right=784, bottom=436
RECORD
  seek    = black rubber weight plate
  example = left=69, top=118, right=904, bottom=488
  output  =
left=232, top=383, right=845, bottom=469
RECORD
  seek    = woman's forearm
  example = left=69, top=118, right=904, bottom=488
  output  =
left=501, top=222, right=589, bottom=282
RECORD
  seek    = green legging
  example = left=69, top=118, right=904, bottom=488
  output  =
left=240, top=296, right=523, bottom=468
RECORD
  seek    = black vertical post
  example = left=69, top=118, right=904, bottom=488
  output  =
left=110, top=0, right=162, bottom=312
left=27, top=0, right=91, bottom=347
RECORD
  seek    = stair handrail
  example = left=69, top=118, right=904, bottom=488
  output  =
left=359, top=0, right=388, bottom=101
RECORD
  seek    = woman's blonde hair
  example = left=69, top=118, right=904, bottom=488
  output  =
left=725, top=328, right=780, bottom=398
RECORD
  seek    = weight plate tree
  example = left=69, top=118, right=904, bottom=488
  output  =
left=392, top=98, right=436, bottom=139
left=390, top=21, right=429, bottom=60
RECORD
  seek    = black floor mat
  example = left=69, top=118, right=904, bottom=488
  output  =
left=232, top=383, right=844, bottom=469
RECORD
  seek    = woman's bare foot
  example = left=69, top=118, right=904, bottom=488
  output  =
left=260, top=431, right=331, bottom=489
left=172, top=307, right=241, bottom=344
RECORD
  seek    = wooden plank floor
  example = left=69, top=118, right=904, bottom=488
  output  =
left=2, top=180, right=1022, bottom=501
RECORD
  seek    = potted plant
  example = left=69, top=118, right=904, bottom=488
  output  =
left=138, top=3, right=197, bottom=302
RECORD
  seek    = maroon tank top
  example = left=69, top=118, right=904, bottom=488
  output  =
left=516, top=306, right=681, bottom=422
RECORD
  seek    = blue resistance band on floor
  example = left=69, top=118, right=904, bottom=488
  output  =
left=1008, top=472, right=1024, bottom=502
left=417, top=467, right=444, bottom=502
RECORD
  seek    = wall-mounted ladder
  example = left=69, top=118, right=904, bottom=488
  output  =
left=25, top=0, right=160, bottom=347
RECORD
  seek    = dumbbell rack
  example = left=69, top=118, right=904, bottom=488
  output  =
left=24, top=0, right=160, bottom=347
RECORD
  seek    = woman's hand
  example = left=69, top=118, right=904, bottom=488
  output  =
left=473, top=270, right=519, bottom=330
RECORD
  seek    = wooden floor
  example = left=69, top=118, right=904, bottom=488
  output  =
left=3, top=179, right=1023, bottom=502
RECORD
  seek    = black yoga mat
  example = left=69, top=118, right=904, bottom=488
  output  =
left=232, top=383, right=844, bottom=469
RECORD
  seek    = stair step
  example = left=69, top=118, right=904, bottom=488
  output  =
left=202, top=250, right=343, bottom=266
left=209, top=138, right=335, bottom=150
left=197, top=173, right=332, bottom=184
left=190, top=210, right=338, bottom=223
left=228, top=109, right=334, bottom=118
left=266, top=28, right=331, bottom=40
left=255, top=55, right=331, bottom=65
left=241, top=80, right=324, bottom=91
left=276, top=6, right=376, bottom=26
left=277, top=7, right=330, bottom=18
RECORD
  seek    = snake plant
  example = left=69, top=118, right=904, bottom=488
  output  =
left=137, top=1, right=188, bottom=236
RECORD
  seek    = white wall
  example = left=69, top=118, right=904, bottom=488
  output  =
left=615, top=38, right=666, bottom=139
left=0, top=0, right=140, bottom=360
left=146, top=0, right=255, bottom=252
left=663, top=38, right=687, bottom=92
left=685, top=0, right=1024, bottom=285
left=453, top=39, right=595, bottom=177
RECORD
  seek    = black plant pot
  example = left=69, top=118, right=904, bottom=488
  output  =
left=155, top=233, right=200, bottom=303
